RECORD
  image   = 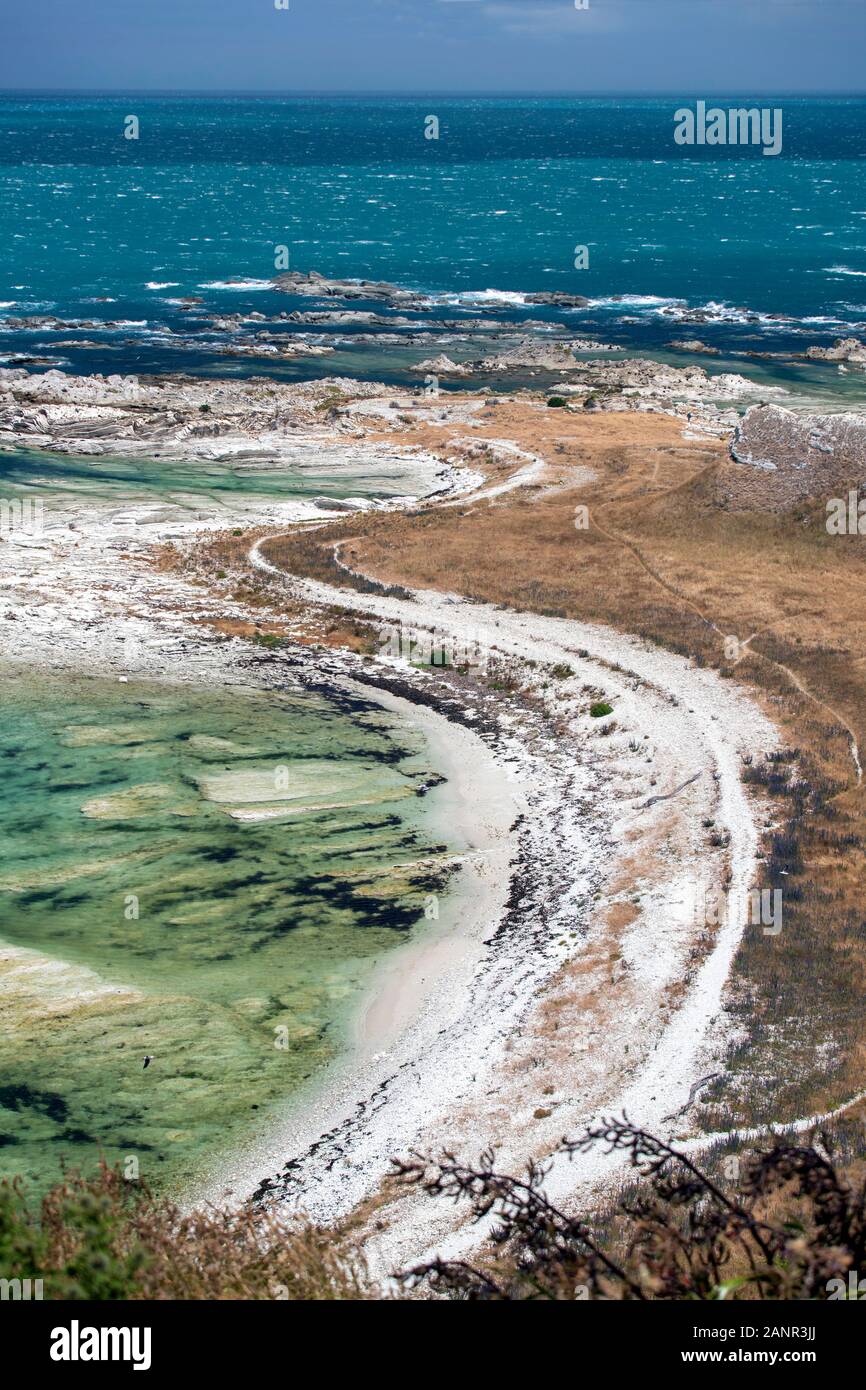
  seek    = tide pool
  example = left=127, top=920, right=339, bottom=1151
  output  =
left=0, top=443, right=433, bottom=515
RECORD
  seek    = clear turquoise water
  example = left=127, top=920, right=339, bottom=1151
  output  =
left=0, top=670, right=455, bottom=1198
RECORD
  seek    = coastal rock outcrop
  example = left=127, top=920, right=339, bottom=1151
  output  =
left=271, top=270, right=590, bottom=313
left=467, top=338, right=616, bottom=371
left=273, top=270, right=430, bottom=310
left=719, top=404, right=866, bottom=509
left=522, top=290, right=590, bottom=308
left=216, top=340, right=335, bottom=360
left=668, top=339, right=720, bottom=355
left=804, top=337, right=866, bottom=367
left=0, top=368, right=385, bottom=459
left=574, top=358, right=769, bottom=400
left=411, top=355, right=469, bottom=376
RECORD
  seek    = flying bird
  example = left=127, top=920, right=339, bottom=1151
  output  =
left=143, top=1055, right=154, bottom=1070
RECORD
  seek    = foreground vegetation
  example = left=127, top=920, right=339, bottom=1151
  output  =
left=400, top=1118, right=866, bottom=1300
left=0, top=1166, right=370, bottom=1301
left=3, top=1119, right=865, bottom=1300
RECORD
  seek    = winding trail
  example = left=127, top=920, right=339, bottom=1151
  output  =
left=680, top=1086, right=866, bottom=1158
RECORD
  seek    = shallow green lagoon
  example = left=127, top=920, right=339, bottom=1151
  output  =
left=0, top=669, right=453, bottom=1198
left=0, top=443, right=426, bottom=518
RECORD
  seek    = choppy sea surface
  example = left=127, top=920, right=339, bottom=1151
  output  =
left=1, top=94, right=865, bottom=401
left=0, top=671, right=458, bottom=1198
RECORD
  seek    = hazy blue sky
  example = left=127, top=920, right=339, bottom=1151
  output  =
left=1, top=0, right=864, bottom=93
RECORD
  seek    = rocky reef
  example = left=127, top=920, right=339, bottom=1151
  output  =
left=804, top=337, right=866, bottom=367
left=0, top=353, right=787, bottom=465
left=273, top=270, right=432, bottom=310
left=272, top=269, right=589, bottom=310
left=0, top=368, right=385, bottom=460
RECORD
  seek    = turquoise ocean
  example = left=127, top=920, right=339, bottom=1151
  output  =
left=0, top=94, right=864, bottom=400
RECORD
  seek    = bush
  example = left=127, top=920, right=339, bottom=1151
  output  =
left=546, top=396, right=568, bottom=409
left=396, top=1118, right=866, bottom=1300
left=590, top=701, right=614, bottom=718
left=5, top=1125, right=865, bottom=1302
left=0, top=1166, right=372, bottom=1301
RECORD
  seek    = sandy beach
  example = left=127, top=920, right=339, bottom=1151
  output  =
left=347, top=684, right=518, bottom=1057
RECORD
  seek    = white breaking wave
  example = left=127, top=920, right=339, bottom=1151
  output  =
left=589, top=294, right=680, bottom=309
left=433, top=289, right=529, bottom=307
left=198, top=279, right=274, bottom=291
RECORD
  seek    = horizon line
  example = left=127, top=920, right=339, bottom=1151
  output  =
left=2, top=87, right=865, bottom=98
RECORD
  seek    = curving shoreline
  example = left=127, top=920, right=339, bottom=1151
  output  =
left=191, top=670, right=523, bottom=1220
left=347, top=683, right=517, bottom=1060
left=239, top=541, right=778, bottom=1275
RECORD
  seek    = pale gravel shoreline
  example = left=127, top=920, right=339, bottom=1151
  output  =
left=245, top=543, right=778, bottom=1278
left=347, top=683, right=518, bottom=1059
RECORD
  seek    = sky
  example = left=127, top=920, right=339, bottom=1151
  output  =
left=0, top=0, right=864, bottom=94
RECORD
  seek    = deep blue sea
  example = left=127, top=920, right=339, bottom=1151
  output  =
left=1, top=94, right=865, bottom=392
